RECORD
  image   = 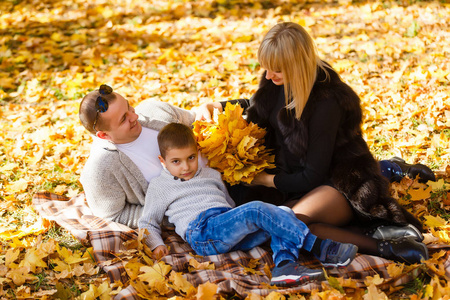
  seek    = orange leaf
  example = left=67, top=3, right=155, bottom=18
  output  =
left=408, top=185, right=432, bottom=201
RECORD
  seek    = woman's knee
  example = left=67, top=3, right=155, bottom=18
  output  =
left=290, top=186, right=354, bottom=225
left=307, top=223, right=320, bottom=235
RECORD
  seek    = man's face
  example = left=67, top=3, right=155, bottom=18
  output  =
left=159, top=145, right=199, bottom=181
left=97, top=93, right=142, bottom=144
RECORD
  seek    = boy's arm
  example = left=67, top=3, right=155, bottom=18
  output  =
left=153, top=245, right=169, bottom=259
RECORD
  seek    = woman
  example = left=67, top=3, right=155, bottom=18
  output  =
left=199, top=22, right=433, bottom=264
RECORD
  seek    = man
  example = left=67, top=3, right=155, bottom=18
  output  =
left=79, top=84, right=197, bottom=228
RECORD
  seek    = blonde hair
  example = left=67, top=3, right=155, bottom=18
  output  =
left=258, top=22, right=329, bottom=119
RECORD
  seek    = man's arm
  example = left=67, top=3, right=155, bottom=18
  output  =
left=135, top=100, right=196, bottom=128
left=81, top=170, right=145, bottom=228
left=80, top=147, right=146, bottom=228
left=194, top=99, right=251, bottom=122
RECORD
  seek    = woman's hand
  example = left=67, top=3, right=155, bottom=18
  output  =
left=152, top=245, right=169, bottom=259
left=251, top=171, right=276, bottom=188
left=194, top=102, right=223, bottom=122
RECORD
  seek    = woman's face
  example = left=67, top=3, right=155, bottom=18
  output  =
left=265, top=69, right=284, bottom=85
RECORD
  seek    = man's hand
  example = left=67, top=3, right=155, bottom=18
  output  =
left=194, top=102, right=223, bottom=122
left=152, top=245, right=169, bottom=259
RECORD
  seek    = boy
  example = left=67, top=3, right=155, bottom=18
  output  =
left=138, top=123, right=358, bottom=287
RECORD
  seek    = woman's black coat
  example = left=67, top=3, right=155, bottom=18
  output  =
left=245, top=64, right=422, bottom=230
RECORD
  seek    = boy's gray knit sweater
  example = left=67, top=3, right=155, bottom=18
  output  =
left=138, top=166, right=235, bottom=250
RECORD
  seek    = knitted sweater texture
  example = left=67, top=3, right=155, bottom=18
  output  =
left=80, top=100, right=195, bottom=228
left=138, top=166, right=235, bottom=250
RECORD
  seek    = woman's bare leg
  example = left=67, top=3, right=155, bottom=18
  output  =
left=286, top=185, right=379, bottom=255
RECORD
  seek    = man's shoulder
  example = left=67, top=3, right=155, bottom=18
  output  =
left=86, top=139, right=119, bottom=160
left=81, top=141, right=121, bottom=176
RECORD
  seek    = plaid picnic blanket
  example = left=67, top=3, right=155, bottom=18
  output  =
left=32, top=191, right=439, bottom=299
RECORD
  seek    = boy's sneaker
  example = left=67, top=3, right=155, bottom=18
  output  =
left=270, top=261, right=325, bottom=287
left=317, top=239, right=358, bottom=268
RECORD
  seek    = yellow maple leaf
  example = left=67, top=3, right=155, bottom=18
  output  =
left=79, top=282, right=111, bottom=300
left=5, top=248, right=20, bottom=267
left=0, top=217, right=51, bottom=241
left=387, top=263, right=404, bottom=278
left=6, top=266, right=36, bottom=286
left=424, top=215, right=447, bottom=228
left=335, top=276, right=358, bottom=289
left=40, top=239, right=57, bottom=255
left=196, top=281, right=218, bottom=300
left=79, top=284, right=96, bottom=300
left=424, top=250, right=447, bottom=276
left=193, top=102, right=275, bottom=185
left=169, top=271, right=196, bottom=297
left=428, top=178, right=448, bottom=191
left=52, top=259, right=69, bottom=274
left=263, top=263, right=271, bottom=278
left=363, top=283, right=388, bottom=300
left=364, top=274, right=384, bottom=286
left=19, top=247, right=48, bottom=273
left=423, top=275, right=450, bottom=299
left=238, top=258, right=263, bottom=275
left=245, top=293, right=264, bottom=300
left=72, top=263, right=99, bottom=276
left=0, top=162, right=18, bottom=172
left=57, top=244, right=89, bottom=264
left=326, top=275, right=344, bottom=293
left=124, top=259, right=146, bottom=280
left=139, top=261, right=172, bottom=285
left=434, top=229, right=450, bottom=244
left=188, top=258, right=215, bottom=272
left=130, top=279, right=158, bottom=298
left=423, top=284, right=434, bottom=298
left=264, top=291, right=286, bottom=300
left=6, top=178, right=28, bottom=193
left=408, top=185, right=432, bottom=201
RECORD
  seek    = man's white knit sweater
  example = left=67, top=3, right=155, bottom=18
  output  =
left=138, top=166, right=235, bottom=250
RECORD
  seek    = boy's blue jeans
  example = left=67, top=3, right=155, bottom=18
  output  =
left=185, top=201, right=317, bottom=266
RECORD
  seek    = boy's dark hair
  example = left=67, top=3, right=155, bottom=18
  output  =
left=158, top=123, right=197, bottom=158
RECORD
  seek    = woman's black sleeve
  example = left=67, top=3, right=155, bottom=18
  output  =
left=273, top=98, right=342, bottom=193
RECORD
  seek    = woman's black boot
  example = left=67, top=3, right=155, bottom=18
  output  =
left=378, top=237, right=429, bottom=264
left=372, top=224, right=423, bottom=242
left=389, top=157, right=435, bottom=183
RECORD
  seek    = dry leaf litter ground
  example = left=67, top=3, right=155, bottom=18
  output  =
left=0, top=0, right=449, bottom=299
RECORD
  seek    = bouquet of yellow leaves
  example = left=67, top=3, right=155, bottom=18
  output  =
left=193, top=102, right=275, bottom=185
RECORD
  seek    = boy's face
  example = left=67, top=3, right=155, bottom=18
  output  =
left=159, top=145, right=198, bottom=181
